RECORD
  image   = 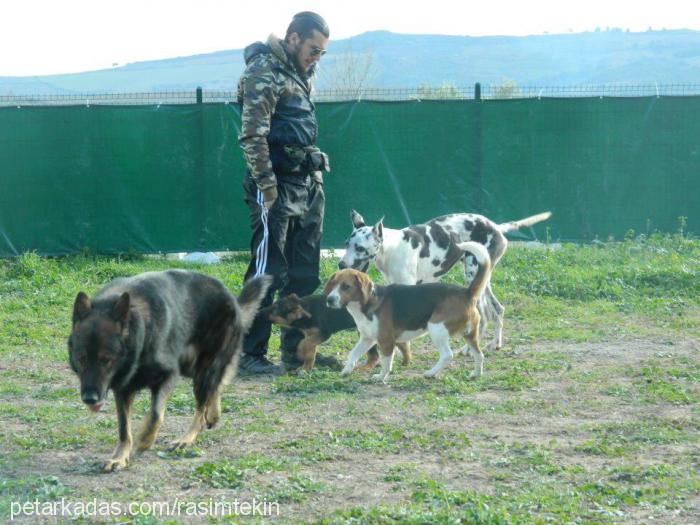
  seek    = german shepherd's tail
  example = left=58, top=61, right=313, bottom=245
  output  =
left=236, top=275, right=273, bottom=333
left=457, top=242, right=492, bottom=303
left=194, top=275, right=272, bottom=407
left=498, top=211, right=552, bottom=233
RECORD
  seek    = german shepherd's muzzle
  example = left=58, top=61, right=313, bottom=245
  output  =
left=68, top=270, right=270, bottom=472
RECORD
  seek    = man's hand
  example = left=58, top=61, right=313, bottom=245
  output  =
left=262, top=186, right=278, bottom=210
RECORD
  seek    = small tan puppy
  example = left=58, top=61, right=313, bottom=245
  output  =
left=324, top=242, right=491, bottom=383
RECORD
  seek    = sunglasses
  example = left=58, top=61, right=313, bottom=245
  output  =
left=310, top=46, right=327, bottom=58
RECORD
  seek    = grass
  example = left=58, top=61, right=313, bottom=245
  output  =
left=630, top=365, right=699, bottom=404
left=573, top=417, right=695, bottom=457
left=272, top=371, right=363, bottom=396
left=0, top=476, right=73, bottom=520
left=0, top=234, right=698, bottom=523
left=267, top=475, right=325, bottom=504
left=191, top=460, right=247, bottom=489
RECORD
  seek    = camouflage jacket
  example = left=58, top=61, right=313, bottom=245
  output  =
left=237, top=34, right=318, bottom=191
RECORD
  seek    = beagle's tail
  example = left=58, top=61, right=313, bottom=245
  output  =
left=457, top=241, right=491, bottom=301
left=498, top=211, right=552, bottom=233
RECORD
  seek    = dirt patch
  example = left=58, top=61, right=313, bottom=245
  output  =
left=2, top=336, right=699, bottom=524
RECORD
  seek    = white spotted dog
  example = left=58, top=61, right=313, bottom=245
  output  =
left=339, top=209, right=552, bottom=351
left=325, top=242, right=492, bottom=382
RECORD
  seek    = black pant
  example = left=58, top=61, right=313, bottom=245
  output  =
left=242, top=172, right=325, bottom=357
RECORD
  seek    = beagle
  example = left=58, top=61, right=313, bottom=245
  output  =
left=325, top=241, right=492, bottom=382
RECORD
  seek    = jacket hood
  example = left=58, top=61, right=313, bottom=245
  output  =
left=243, top=42, right=270, bottom=64
left=243, top=34, right=293, bottom=67
left=266, top=34, right=292, bottom=65
left=243, top=34, right=315, bottom=80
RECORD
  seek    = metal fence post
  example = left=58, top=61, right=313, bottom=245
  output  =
left=195, top=86, right=206, bottom=248
left=473, top=82, right=483, bottom=210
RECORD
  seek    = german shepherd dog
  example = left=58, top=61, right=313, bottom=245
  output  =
left=259, top=294, right=411, bottom=372
left=68, top=270, right=270, bottom=472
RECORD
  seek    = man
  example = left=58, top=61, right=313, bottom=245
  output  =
left=237, top=12, right=335, bottom=374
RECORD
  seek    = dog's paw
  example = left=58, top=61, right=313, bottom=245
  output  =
left=423, top=370, right=438, bottom=379
left=169, top=441, right=185, bottom=451
left=102, top=457, right=128, bottom=473
left=469, top=371, right=482, bottom=380
left=371, top=373, right=388, bottom=383
left=136, top=429, right=159, bottom=452
left=204, top=403, right=221, bottom=429
left=484, top=341, right=501, bottom=353
left=340, top=366, right=354, bottom=377
left=136, top=439, right=154, bottom=453
left=169, top=439, right=193, bottom=451
left=205, top=413, right=220, bottom=430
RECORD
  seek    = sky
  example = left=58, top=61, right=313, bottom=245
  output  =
left=1, top=0, right=696, bottom=76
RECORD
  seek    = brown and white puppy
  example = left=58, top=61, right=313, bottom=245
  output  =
left=260, top=294, right=411, bottom=372
left=325, top=241, right=491, bottom=382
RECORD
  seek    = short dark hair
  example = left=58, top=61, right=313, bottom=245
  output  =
left=285, top=11, right=329, bottom=41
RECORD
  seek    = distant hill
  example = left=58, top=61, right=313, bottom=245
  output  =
left=2, top=29, right=700, bottom=95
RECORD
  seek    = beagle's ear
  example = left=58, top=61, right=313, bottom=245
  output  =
left=351, top=209, right=366, bottom=229
left=323, top=272, right=339, bottom=296
left=353, top=272, right=373, bottom=304
left=372, top=217, right=384, bottom=240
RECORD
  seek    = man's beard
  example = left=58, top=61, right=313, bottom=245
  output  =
left=293, top=54, right=314, bottom=78
left=289, top=47, right=315, bottom=78
left=282, top=39, right=316, bottom=79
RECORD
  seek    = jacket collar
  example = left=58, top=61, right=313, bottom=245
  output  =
left=266, top=34, right=315, bottom=84
left=266, top=34, right=299, bottom=73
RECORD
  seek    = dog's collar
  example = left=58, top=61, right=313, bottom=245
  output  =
left=361, top=283, right=382, bottom=318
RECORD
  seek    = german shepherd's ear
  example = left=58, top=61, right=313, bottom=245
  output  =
left=73, top=292, right=91, bottom=324
left=323, top=272, right=339, bottom=296
left=372, top=217, right=384, bottom=240
left=110, top=292, right=131, bottom=324
left=351, top=209, right=366, bottom=229
left=353, top=273, right=373, bottom=304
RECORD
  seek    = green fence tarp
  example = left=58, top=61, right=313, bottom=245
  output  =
left=0, top=98, right=698, bottom=256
